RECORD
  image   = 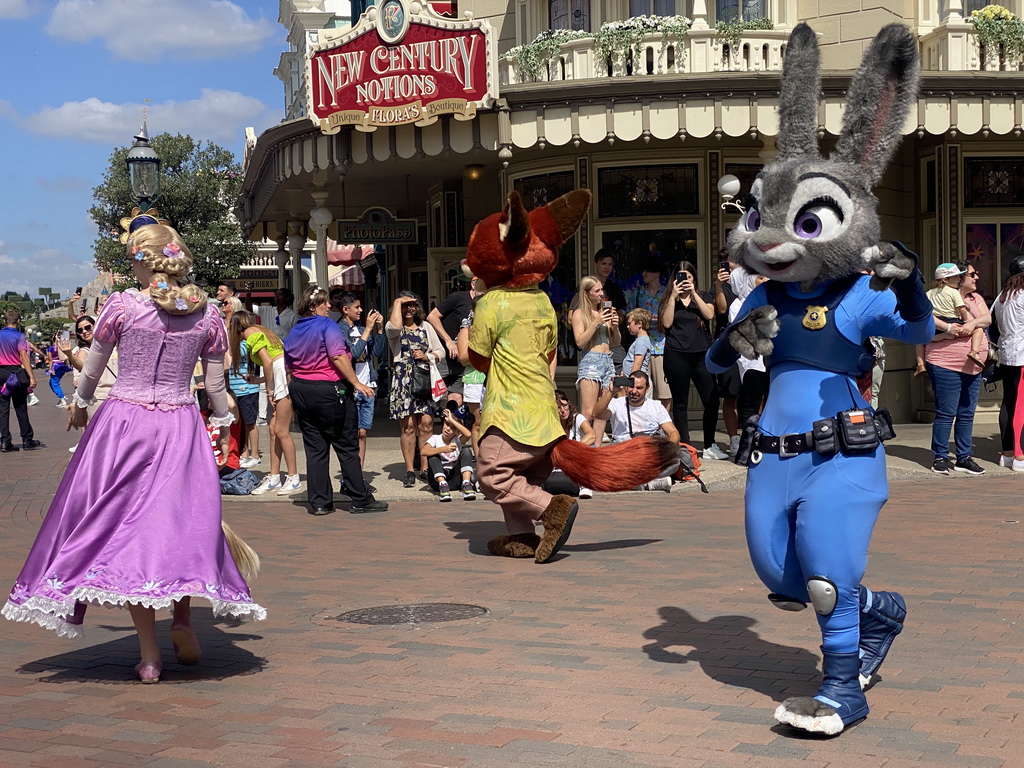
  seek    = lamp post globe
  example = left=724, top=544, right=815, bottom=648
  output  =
left=126, top=118, right=160, bottom=210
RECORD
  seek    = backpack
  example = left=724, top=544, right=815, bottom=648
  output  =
left=673, top=442, right=708, bottom=493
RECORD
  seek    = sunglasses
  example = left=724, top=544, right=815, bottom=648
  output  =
left=77, top=325, right=94, bottom=332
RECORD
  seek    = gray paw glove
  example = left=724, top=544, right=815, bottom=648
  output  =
left=727, top=305, right=779, bottom=360
left=862, top=242, right=914, bottom=291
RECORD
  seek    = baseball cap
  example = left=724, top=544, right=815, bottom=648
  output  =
left=934, top=262, right=966, bottom=280
left=1009, top=256, right=1024, bottom=276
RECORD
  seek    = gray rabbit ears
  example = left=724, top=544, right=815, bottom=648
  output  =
left=777, top=22, right=920, bottom=188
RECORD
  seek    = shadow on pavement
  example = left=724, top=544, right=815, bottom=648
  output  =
left=444, top=521, right=663, bottom=558
left=562, top=539, right=662, bottom=552
left=14, top=612, right=266, bottom=685
left=641, top=606, right=820, bottom=702
left=444, top=520, right=511, bottom=555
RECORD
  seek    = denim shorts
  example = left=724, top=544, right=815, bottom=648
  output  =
left=355, top=390, right=375, bottom=431
left=576, top=350, right=614, bottom=388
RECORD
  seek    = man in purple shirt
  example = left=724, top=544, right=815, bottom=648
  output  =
left=0, top=310, right=41, bottom=452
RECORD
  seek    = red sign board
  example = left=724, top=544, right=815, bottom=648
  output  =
left=307, top=2, right=495, bottom=132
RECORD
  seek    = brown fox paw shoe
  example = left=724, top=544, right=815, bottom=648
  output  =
left=487, top=532, right=541, bottom=558
left=535, top=495, right=579, bottom=564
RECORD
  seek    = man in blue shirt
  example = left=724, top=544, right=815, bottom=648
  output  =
left=338, top=293, right=386, bottom=469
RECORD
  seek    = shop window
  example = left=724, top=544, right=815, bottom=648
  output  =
left=716, top=0, right=767, bottom=23
left=550, top=0, right=591, bottom=31
left=964, top=158, right=1024, bottom=208
left=597, top=164, right=699, bottom=218
left=965, top=222, right=1024, bottom=300
left=514, top=171, right=579, bottom=365
left=629, top=0, right=676, bottom=16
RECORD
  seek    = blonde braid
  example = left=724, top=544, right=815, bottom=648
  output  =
left=127, top=224, right=208, bottom=315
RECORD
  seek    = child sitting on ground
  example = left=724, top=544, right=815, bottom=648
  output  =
left=422, top=407, right=477, bottom=502
left=623, top=308, right=652, bottom=376
left=915, top=263, right=986, bottom=375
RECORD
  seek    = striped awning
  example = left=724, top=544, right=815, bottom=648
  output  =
left=329, top=264, right=365, bottom=289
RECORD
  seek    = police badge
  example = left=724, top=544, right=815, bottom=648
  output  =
left=802, top=305, right=828, bottom=330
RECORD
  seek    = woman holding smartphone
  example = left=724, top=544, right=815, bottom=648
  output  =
left=572, top=275, right=620, bottom=440
left=657, top=261, right=727, bottom=459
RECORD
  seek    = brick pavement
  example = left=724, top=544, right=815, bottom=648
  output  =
left=0, top=404, right=1020, bottom=766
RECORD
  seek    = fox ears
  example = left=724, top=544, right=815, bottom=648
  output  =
left=498, top=189, right=592, bottom=249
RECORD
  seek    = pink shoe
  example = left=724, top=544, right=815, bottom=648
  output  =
left=135, top=660, right=161, bottom=684
left=171, top=623, right=202, bottom=665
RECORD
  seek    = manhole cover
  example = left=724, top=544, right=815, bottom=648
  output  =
left=335, top=603, right=488, bottom=625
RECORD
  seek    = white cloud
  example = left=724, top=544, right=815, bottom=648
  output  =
left=18, top=89, right=276, bottom=145
left=46, top=0, right=275, bottom=61
left=0, top=245, right=97, bottom=298
left=0, top=0, right=33, bottom=19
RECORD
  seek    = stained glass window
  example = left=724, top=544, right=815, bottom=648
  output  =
left=597, top=164, right=699, bottom=218
left=964, top=158, right=1024, bottom=208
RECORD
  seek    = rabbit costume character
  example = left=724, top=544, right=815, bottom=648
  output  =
left=705, top=24, right=934, bottom=735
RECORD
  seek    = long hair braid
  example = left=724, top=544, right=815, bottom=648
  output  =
left=126, top=224, right=208, bottom=315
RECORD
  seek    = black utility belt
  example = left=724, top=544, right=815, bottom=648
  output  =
left=740, top=408, right=895, bottom=466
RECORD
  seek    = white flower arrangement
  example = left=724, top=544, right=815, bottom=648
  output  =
left=506, top=15, right=692, bottom=83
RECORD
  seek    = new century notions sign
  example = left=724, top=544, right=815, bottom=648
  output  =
left=306, top=0, right=497, bottom=133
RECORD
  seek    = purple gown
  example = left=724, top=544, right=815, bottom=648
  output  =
left=2, top=291, right=266, bottom=637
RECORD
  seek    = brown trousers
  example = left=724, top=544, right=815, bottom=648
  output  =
left=476, top=428, right=556, bottom=535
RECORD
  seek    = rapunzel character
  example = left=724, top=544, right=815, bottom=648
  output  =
left=3, top=223, right=264, bottom=684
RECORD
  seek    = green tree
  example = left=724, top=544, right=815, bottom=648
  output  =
left=38, top=317, right=69, bottom=342
left=89, top=133, right=255, bottom=287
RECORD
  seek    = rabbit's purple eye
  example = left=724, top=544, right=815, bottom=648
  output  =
left=792, top=201, right=843, bottom=240
left=743, top=207, right=761, bottom=232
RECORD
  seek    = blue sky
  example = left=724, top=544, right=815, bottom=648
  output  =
left=0, top=0, right=340, bottom=299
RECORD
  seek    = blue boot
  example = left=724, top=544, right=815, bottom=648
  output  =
left=775, top=649, right=868, bottom=735
left=858, top=586, right=906, bottom=688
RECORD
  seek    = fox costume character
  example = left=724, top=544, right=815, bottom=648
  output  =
left=466, top=189, right=678, bottom=563
left=705, top=24, right=934, bottom=735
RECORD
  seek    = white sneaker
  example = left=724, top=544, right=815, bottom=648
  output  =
left=703, top=443, right=730, bottom=461
left=56, top=398, right=67, bottom=408
left=645, top=477, right=672, bottom=492
left=68, top=444, right=77, bottom=454
left=27, top=393, right=39, bottom=406
left=277, top=474, right=302, bottom=495
left=728, top=435, right=741, bottom=457
left=239, top=456, right=261, bottom=469
left=1013, top=458, right=1024, bottom=473
left=578, top=487, right=593, bottom=499
left=251, top=475, right=281, bottom=495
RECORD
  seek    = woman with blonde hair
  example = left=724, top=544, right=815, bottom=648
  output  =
left=229, top=311, right=300, bottom=495
left=571, top=274, right=620, bottom=439
left=3, top=223, right=265, bottom=683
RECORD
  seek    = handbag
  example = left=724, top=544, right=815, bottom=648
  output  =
left=429, top=359, right=448, bottom=403
left=410, top=358, right=431, bottom=401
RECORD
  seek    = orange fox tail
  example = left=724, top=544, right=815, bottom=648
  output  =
left=550, top=436, right=679, bottom=492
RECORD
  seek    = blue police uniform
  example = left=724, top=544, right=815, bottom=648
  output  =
left=707, top=261, right=934, bottom=727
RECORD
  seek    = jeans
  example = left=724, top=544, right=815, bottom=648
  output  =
left=926, top=362, right=981, bottom=460
left=427, top=446, right=476, bottom=489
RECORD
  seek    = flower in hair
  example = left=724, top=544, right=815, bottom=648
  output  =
left=163, top=242, right=183, bottom=258
left=156, top=281, right=168, bottom=290
left=175, top=298, right=188, bottom=311
left=133, top=250, right=145, bottom=261
left=189, top=293, right=201, bottom=303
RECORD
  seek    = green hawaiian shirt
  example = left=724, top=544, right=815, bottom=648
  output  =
left=469, top=285, right=562, bottom=447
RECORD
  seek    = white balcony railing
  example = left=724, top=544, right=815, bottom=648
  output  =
left=920, top=21, right=1024, bottom=72
left=499, top=29, right=789, bottom=86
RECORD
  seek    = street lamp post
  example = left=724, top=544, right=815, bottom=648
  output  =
left=126, top=117, right=161, bottom=211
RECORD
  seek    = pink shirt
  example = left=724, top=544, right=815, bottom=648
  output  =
left=925, top=292, right=988, bottom=375
left=0, top=327, right=29, bottom=367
